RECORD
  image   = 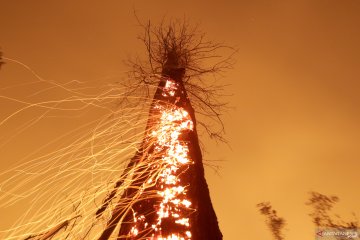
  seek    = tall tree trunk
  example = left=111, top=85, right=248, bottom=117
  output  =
left=99, top=62, right=222, bottom=240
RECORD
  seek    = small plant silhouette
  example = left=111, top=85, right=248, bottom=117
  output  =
left=257, top=202, right=286, bottom=240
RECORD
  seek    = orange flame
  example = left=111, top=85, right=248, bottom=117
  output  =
left=130, top=79, right=193, bottom=239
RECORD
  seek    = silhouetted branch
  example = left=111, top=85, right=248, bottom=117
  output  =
left=257, top=202, right=286, bottom=240
left=124, top=16, right=236, bottom=142
left=306, top=192, right=358, bottom=230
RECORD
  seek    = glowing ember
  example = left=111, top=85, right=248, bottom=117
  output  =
left=130, top=79, right=194, bottom=239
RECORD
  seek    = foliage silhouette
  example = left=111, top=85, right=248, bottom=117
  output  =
left=257, top=202, right=286, bottom=240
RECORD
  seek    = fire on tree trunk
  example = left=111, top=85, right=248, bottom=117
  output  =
left=98, top=51, right=223, bottom=240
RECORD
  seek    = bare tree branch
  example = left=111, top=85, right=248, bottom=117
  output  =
left=124, top=17, right=236, bottom=143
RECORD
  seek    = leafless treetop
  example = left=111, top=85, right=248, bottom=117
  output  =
left=124, top=17, right=236, bottom=143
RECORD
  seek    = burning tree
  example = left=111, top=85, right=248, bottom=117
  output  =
left=0, top=19, right=234, bottom=240
left=95, top=19, right=234, bottom=239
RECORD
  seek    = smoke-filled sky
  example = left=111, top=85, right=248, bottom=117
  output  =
left=0, top=1, right=360, bottom=239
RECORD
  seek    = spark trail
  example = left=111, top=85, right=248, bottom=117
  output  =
left=0, top=50, right=222, bottom=239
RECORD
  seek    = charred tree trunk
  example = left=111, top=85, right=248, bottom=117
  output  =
left=98, top=53, right=222, bottom=240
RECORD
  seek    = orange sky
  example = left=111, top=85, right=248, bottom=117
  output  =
left=0, top=1, right=360, bottom=239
